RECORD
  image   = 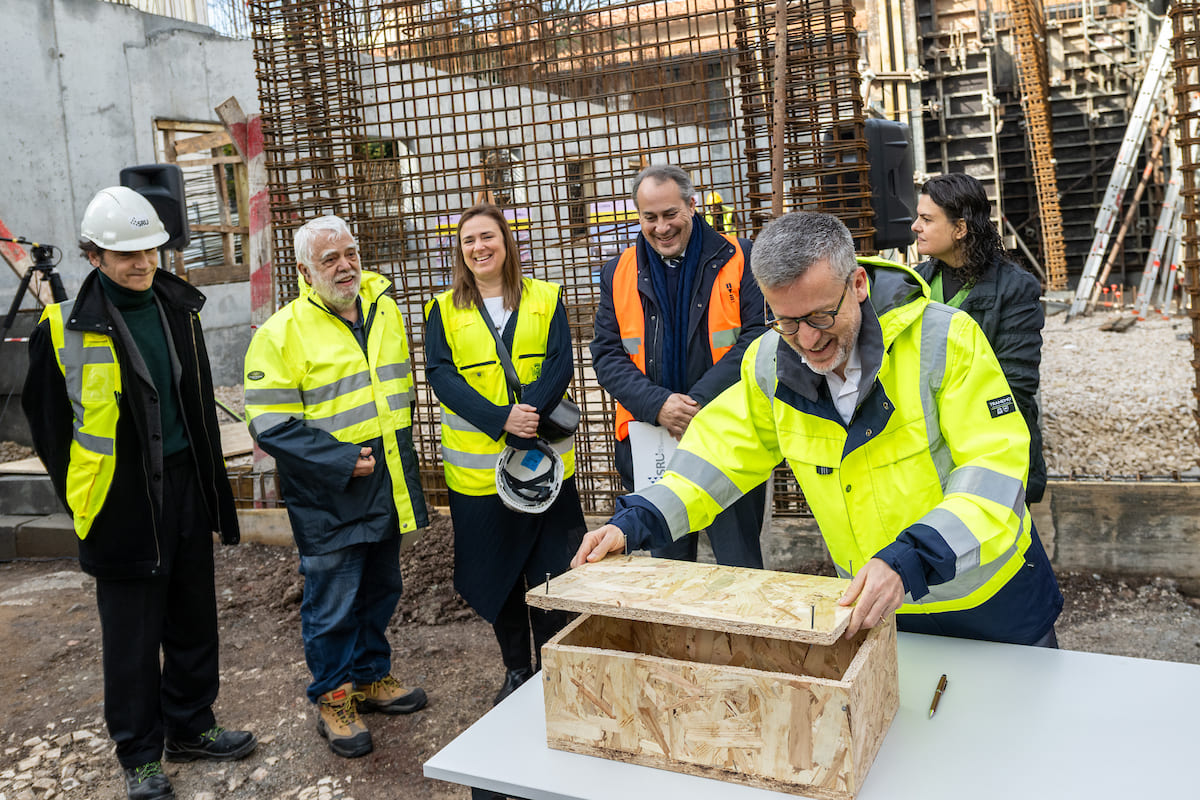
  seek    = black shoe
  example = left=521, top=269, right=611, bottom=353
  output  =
left=124, top=761, right=174, bottom=800
left=493, top=667, right=534, bottom=706
left=164, top=725, right=258, bottom=762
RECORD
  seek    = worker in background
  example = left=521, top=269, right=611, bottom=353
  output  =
left=243, top=215, right=429, bottom=759
left=590, top=164, right=768, bottom=568
left=702, top=189, right=735, bottom=234
left=912, top=172, right=1047, bottom=503
left=575, top=211, right=1063, bottom=646
left=23, top=187, right=256, bottom=800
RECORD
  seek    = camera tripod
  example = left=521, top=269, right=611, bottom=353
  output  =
left=1, top=236, right=66, bottom=341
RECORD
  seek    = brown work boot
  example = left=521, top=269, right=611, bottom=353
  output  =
left=316, top=683, right=372, bottom=758
left=357, top=673, right=428, bottom=715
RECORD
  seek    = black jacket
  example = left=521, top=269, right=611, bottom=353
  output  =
left=23, top=268, right=240, bottom=579
left=916, top=252, right=1046, bottom=503
left=590, top=216, right=766, bottom=483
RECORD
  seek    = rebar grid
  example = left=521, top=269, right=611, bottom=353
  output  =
left=1170, top=4, right=1200, bottom=447
left=250, top=0, right=868, bottom=514
left=1007, top=0, right=1068, bottom=289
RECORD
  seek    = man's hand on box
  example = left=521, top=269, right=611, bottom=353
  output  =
left=570, top=524, right=626, bottom=568
left=838, top=558, right=904, bottom=638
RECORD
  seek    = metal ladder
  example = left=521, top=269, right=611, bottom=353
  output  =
left=1068, top=20, right=1174, bottom=318
left=1134, top=164, right=1182, bottom=318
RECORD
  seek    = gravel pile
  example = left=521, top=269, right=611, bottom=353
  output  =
left=212, top=384, right=246, bottom=422
left=1040, top=313, right=1198, bottom=477
left=0, top=721, right=360, bottom=800
left=0, top=441, right=33, bottom=463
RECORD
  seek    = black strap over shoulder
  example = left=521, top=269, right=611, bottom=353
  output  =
left=480, top=305, right=522, bottom=404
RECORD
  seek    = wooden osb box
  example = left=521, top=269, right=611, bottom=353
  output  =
left=526, top=556, right=898, bottom=799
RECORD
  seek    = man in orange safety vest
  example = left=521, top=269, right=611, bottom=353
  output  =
left=589, top=165, right=769, bottom=567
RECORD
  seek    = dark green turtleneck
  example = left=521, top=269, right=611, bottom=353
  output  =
left=97, top=270, right=189, bottom=457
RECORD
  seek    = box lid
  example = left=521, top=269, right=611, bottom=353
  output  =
left=527, top=555, right=853, bottom=646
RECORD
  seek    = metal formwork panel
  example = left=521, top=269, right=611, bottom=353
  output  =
left=249, top=0, right=869, bottom=514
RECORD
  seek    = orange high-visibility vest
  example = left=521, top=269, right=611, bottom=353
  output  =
left=611, top=236, right=745, bottom=440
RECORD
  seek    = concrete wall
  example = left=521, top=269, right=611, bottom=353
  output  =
left=0, top=0, right=257, bottom=394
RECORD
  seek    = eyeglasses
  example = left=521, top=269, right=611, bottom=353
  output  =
left=765, top=280, right=851, bottom=335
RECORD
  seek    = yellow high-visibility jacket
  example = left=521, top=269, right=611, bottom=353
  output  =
left=243, top=271, right=427, bottom=554
left=424, top=278, right=575, bottom=495
left=618, top=259, right=1061, bottom=643
left=24, top=268, right=240, bottom=578
left=40, top=301, right=122, bottom=540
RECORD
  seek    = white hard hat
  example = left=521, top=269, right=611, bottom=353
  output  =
left=495, top=439, right=564, bottom=514
left=80, top=186, right=169, bottom=251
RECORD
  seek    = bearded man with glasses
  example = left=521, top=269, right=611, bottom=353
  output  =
left=574, top=211, right=1062, bottom=648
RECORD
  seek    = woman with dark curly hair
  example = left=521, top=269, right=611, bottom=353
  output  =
left=912, top=172, right=1047, bottom=503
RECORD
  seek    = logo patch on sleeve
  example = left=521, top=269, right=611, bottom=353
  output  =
left=987, top=394, right=1016, bottom=418
left=247, top=370, right=265, bottom=381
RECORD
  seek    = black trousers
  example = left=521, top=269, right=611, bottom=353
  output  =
left=94, top=452, right=219, bottom=767
left=493, top=578, right=571, bottom=672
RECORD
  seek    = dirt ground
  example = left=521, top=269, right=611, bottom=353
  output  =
left=3, top=511, right=1200, bottom=800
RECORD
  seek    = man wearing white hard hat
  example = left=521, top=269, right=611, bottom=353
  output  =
left=22, top=186, right=256, bottom=800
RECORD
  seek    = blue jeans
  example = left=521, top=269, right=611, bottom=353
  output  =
left=299, top=535, right=403, bottom=703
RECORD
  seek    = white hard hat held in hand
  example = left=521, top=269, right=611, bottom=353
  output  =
left=495, top=439, right=564, bottom=515
left=81, top=186, right=169, bottom=252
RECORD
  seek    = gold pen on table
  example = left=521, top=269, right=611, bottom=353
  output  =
left=928, top=674, right=948, bottom=719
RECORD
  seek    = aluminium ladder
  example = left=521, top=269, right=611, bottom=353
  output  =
left=1150, top=216, right=1184, bottom=315
left=1068, top=21, right=1174, bottom=319
left=1135, top=164, right=1182, bottom=318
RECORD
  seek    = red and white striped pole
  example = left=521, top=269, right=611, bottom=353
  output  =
left=216, top=96, right=277, bottom=505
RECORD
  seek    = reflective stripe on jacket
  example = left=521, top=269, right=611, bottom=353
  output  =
left=640, top=259, right=1037, bottom=617
left=611, top=235, right=745, bottom=440
left=243, top=270, right=424, bottom=535
left=41, top=300, right=120, bottom=540
left=424, top=278, right=575, bottom=495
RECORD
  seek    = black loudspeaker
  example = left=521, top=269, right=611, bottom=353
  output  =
left=119, top=163, right=191, bottom=250
left=865, top=119, right=916, bottom=250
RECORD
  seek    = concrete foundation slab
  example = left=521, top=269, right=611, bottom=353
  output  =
left=0, top=515, right=39, bottom=561
left=1051, top=481, right=1200, bottom=578
left=0, top=476, right=65, bottom=516
left=15, top=513, right=77, bottom=559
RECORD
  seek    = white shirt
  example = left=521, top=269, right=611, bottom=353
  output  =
left=824, top=343, right=863, bottom=426
left=482, top=295, right=512, bottom=334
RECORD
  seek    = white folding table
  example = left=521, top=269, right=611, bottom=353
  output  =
left=425, top=632, right=1200, bottom=799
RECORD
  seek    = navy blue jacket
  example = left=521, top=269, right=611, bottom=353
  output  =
left=916, top=252, right=1046, bottom=502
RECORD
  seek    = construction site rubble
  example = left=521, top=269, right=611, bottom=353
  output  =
left=1041, top=314, right=1198, bottom=477
left=0, top=723, right=358, bottom=800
